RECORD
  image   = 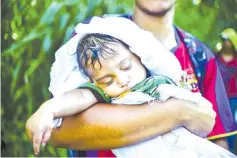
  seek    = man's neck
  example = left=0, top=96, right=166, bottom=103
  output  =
left=132, top=7, right=177, bottom=50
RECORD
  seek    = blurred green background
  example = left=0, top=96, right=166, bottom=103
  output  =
left=1, top=0, right=237, bottom=157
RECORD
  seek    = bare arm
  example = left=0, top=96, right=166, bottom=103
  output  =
left=50, top=98, right=215, bottom=150
left=25, top=89, right=96, bottom=155
left=41, top=89, right=97, bottom=118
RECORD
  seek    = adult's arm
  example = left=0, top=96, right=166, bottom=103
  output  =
left=50, top=98, right=215, bottom=150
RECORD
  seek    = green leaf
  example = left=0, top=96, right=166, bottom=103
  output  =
left=40, top=2, right=63, bottom=25
left=2, top=30, right=51, bottom=55
left=24, top=59, right=42, bottom=78
left=59, top=13, right=70, bottom=30
left=10, top=61, right=22, bottom=95
left=13, top=86, right=25, bottom=101
left=43, top=34, right=52, bottom=53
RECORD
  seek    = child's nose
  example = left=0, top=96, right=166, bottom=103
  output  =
left=116, top=75, right=130, bottom=87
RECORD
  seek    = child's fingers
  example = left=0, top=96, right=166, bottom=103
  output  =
left=25, top=120, right=34, bottom=141
left=25, top=127, right=33, bottom=141
left=42, top=126, right=53, bottom=147
left=33, top=132, right=43, bottom=155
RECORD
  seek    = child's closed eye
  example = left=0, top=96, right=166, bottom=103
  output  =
left=98, top=78, right=114, bottom=86
left=121, top=59, right=132, bottom=70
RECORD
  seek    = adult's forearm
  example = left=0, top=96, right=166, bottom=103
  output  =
left=50, top=99, right=183, bottom=150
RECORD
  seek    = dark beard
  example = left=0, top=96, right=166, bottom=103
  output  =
left=136, top=1, right=175, bottom=17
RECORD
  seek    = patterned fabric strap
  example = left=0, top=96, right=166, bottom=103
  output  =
left=130, top=76, right=177, bottom=98
left=79, top=76, right=177, bottom=103
left=79, top=82, right=111, bottom=103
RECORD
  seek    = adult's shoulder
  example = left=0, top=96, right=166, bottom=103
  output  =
left=177, top=27, right=216, bottom=61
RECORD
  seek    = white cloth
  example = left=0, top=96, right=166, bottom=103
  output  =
left=49, top=16, right=183, bottom=97
left=111, top=84, right=235, bottom=158
left=49, top=34, right=88, bottom=96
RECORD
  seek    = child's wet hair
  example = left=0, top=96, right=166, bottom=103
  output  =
left=76, top=33, right=129, bottom=78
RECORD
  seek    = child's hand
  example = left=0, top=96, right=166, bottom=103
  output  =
left=25, top=109, right=54, bottom=155
left=157, top=84, right=216, bottom=118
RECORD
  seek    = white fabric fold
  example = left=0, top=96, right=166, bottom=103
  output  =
left=49, top=34, right=88, bottom=96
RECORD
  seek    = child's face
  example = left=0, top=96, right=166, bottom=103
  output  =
left=86, top=44, right=147, bottom=98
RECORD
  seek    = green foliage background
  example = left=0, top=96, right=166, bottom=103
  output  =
left=1, top=0, right=237, bottom=157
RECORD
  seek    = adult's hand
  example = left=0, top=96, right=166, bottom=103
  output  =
left=181, top=96, right=216, bottom=137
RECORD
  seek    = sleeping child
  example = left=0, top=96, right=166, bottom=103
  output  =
left=26, top=17, right=236, bottom=158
